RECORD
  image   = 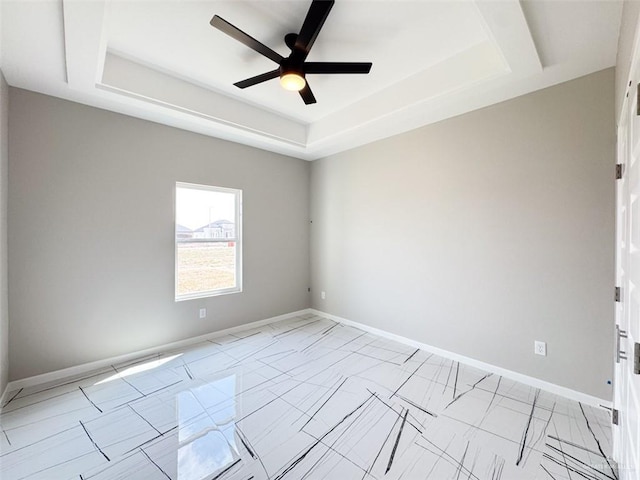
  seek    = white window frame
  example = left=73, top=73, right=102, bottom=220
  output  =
left=175, top=182, right=243, bottom=302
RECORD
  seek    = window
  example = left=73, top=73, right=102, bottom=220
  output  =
left=175, top=182, right=242, bottom=301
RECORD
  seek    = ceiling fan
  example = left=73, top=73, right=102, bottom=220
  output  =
left=210, top=0, right=372, bottom=105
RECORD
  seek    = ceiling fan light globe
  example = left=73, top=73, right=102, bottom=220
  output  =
left=280, top=73, right=306, bottom=91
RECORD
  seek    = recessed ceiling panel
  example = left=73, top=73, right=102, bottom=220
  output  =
left=105, top=0, right=490, bottom=122
left=0, top=0, right=624, bottom=160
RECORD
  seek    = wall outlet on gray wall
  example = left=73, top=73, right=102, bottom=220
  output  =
left=534, top=341, right=547, bottom=356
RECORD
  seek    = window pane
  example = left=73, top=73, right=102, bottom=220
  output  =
left=176, top=188, right=236, bottom=238
left=175, top=183, right=241, bottom=299
left=176, top=242, right=237, bottom=295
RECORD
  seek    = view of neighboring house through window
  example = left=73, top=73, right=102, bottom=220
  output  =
left=175, top=182, right=242, bottom=301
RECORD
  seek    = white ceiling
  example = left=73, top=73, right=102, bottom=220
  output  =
left=0, top=0, right=623, bottom=160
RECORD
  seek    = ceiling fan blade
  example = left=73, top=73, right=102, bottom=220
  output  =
left=299, top=83, right=317, bottom=105
left=294, top=0, right=334, bottom=56
left=305, top=62, right=372, bottom=74
left=234, top=69, right=280, bottom=89
left=210, top=15, right=284, bottom=64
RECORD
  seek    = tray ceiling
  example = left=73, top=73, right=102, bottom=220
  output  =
left=0, top=0, right=623, bottom=160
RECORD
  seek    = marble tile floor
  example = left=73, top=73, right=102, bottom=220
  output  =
left=0, top=313, right=616, bottom=480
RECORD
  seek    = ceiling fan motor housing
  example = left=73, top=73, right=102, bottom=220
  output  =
left=284, top=33, right=299, bottom=51
left=279, top=57, right=305, bottom=79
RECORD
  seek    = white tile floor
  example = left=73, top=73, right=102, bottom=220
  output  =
left=0, top=313, right=615, bottom=480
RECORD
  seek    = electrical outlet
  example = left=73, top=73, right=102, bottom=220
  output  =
left=534, top=341, right=546, bottom=356
left=199, top=308, right=207, bottom=319
left=321, top=291, right=326, bottom=300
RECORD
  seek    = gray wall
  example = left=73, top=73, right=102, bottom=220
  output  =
left=8, top=88, right=310, bottom=380
left=0, top=72, right=8, bottom=395
left=311, top=68, right=615, bottom=400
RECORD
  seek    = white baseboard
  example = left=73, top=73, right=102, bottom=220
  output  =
left=310, top=309, right=612, bottom=410
left=2, top=308, right=312, bottom=396
left=3, top=307, right=611, bottom=411
left=0, top=379, right=10, bottom=407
